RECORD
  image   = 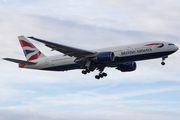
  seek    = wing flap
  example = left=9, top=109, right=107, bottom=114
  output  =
left=28, top=36, right=96, bottom=58
left=3, top=58, right=37, bottom=65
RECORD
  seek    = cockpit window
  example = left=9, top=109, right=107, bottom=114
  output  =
left=168, top=43, right=174, bottom=46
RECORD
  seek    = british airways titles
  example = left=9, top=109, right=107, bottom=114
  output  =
left=121, top=48, right=152, bottom=55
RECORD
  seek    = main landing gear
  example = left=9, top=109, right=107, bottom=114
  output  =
left=81, top=67, right=107, bottom=79
left=161, top=55, right=168, bottom=66
left=82, top=69, right=91, bottom=74
left=95, top=72, right=107, bottom=79
left=95, top=67, right=107, bottom=80
left=82, top=60, right=92, bottom=74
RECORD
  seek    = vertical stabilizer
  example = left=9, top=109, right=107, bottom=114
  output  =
left=18, top=36, right=46, bottom=61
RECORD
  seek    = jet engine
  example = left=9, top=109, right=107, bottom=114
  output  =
left=117, top=62, right=137, bottom=72
left=95, top=52, right=115, bottom=62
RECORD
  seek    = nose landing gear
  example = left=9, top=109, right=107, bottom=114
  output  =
left=161, top=55, right=168, bottom=66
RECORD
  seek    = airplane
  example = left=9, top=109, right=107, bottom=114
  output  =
left=3, top=36, right=179, bottom=79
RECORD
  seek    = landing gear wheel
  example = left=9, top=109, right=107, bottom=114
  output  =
left=87, top=70, right=90, bottom=73
left=99, top=74, right=104, bottom=78
left=95, top=75, right=100, bottom=79
left=102, top=72, right=107, bottom=77
left=82, top=68, right=92, bottom=75
left=82, top=70, right=87, bottom=74
left=95, top=72, right=107, bottom=79
left=161, top=62, right=165, bottom=66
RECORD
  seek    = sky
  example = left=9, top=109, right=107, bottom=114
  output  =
left=0, top=0, right=180, bottom=120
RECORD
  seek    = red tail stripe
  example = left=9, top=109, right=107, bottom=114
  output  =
left=20, top=40, right=35, bottom=48
left=28, top=51, right=41, bottom=61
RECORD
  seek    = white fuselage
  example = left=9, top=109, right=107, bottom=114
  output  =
left=22, top=41, right=178, bottom=71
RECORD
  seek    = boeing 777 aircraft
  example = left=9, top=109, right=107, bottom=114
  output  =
left=3, top=36, right=179, bottom=79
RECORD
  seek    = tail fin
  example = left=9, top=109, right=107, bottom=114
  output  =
left=18, top=36, right=46, bottom=61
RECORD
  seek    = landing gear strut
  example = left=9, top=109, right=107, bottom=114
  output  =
left=95, top=67, right=107, bottom=79
left=161, top=55, right=168, bottom=66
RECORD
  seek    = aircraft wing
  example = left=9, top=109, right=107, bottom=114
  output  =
left=28, top=37, right=96, bottom=58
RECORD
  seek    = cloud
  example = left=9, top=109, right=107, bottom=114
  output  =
left=1, top=0, right=180, bottom=37
left=7, top=86, right=179, bottom=110
left=0, top=107, right=179, bottom=120
left=2, top=0, right=7, bottom=3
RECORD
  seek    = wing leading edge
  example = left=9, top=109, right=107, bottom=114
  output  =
left=28, top=37, right=96, bottom=58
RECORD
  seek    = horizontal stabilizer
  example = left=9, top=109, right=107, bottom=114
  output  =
left=3, top=58, right=37, bottom=65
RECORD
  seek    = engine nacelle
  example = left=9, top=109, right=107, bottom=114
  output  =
left=117, top=62, right=137, bottom=72
left=96, top=52, right=115, bottom=62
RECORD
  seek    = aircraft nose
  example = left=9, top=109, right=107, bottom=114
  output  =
left=175, top=45, right=179, bottom=51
